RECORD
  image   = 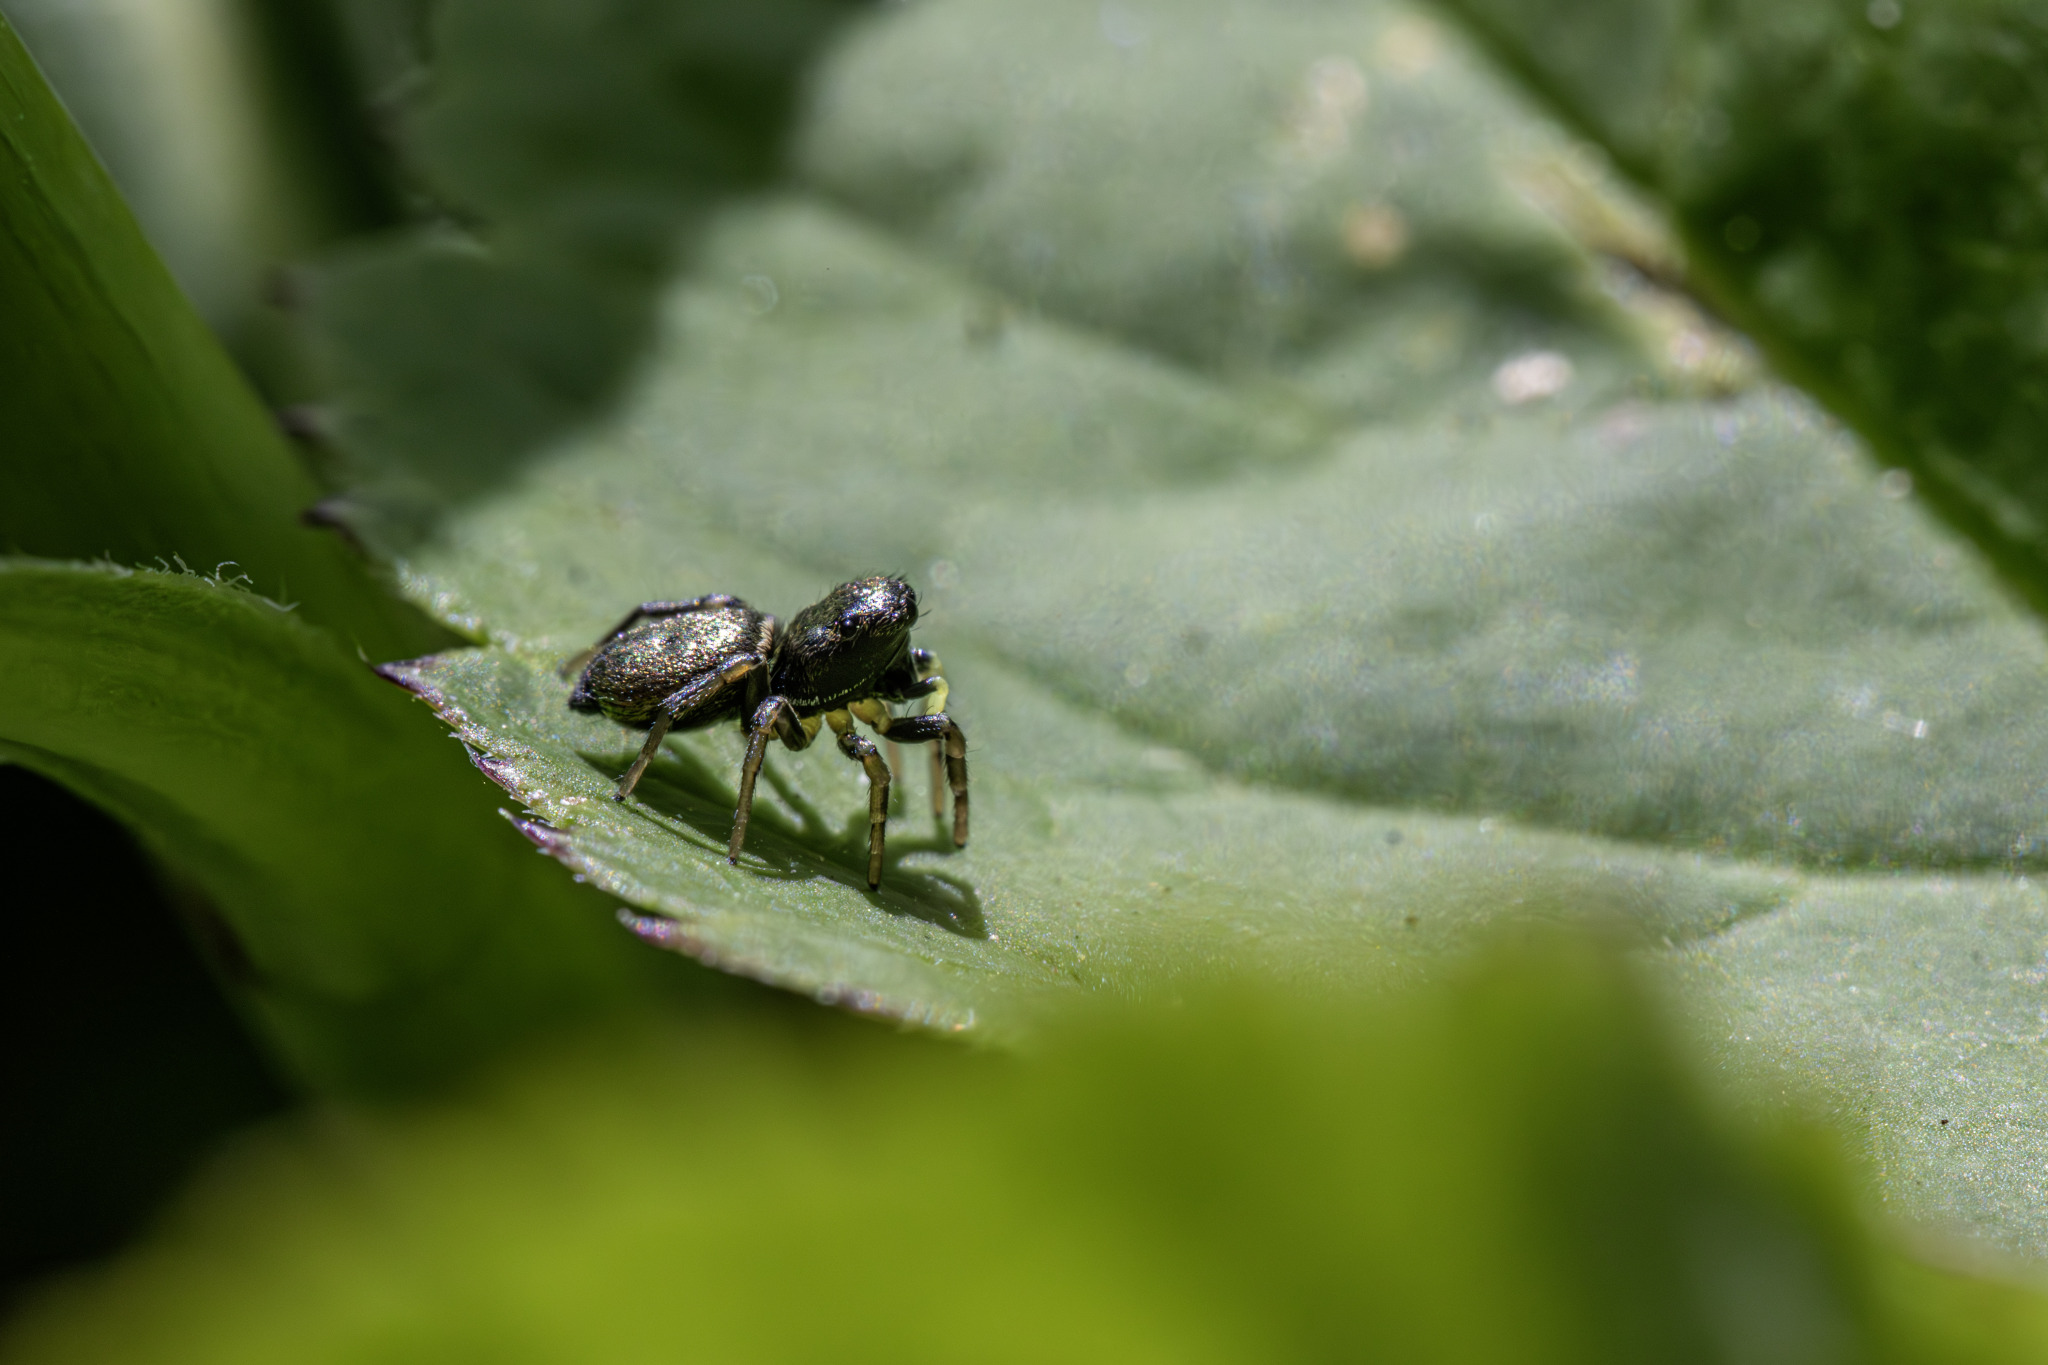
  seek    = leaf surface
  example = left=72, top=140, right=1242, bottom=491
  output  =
left=307, top=0, right=2048, bottom=1251
left=1393, top=0, right=2048, bottom=1258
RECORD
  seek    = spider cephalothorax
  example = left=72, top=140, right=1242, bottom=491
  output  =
left=566, top=576, right=967, bottom=889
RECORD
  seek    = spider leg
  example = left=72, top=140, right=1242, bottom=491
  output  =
left=729, top=696, right=816, bottom=865
left=849, top=699, right=910, bottom=817
left=614, top=712, right=674, bottom=803
left=877, top=712, right=968, bottom=848
left=559, top=595, right=754, bottom=678
left=612, top=653, right=765, bottom=801
left=903, top=651, right=952, bottom=819
left=826, top=711, right=892, bottom=889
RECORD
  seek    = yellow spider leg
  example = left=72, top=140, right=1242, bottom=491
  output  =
left=914, top=655, right=950, bottom=815
left=916, top=653, right=949, bottom=717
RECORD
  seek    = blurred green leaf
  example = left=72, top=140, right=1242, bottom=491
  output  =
left=1358, top=0, right=2048, bottom=1260
left=5, top=0, right=313, bottom=344
left=1427, top=0, right=2048, bottom=618
left=8, top=939, right=2047, bottom=1363
left=3, top=0, right=402, bottom=372
left=0, top=13, right=437, bottom=658
left=0, top=559, right=719, bottom=1095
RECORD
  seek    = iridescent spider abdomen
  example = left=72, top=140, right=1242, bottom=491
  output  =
left=568, top=599, right=774, bottom=730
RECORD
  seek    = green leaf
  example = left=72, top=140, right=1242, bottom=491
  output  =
left=0, top=559, right=721, bottom=1096
left=0, top=13, right=437, bottom=659
left=1427, top=0, right=2048, bottom=618
left=8, top=940, right=2047, bottom=1362
left=297, top=0, right=2048, bottom=1250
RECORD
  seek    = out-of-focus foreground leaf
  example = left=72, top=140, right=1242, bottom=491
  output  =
left=0, top=560, right=701, bottom=1095
left=7, top=939, right=2047, bottom=1364
left=1428, top=0, right=2048, bottom=618
left=0, top=13, right=434, bottom=657
left=305, top=0, right=2048, bottom=1251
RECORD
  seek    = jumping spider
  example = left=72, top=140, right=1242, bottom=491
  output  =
left=565, top=576, right=967, bottom=890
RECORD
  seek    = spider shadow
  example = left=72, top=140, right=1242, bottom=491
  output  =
left=576, top=741, right=984, bottom=940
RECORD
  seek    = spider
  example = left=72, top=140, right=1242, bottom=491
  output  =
left=565, top=576, right=967, bottom=890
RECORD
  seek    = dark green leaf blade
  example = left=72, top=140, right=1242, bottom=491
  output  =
left=0, top=559, right=708, bottom=1095
left=0, top=15, right=438, bottom=658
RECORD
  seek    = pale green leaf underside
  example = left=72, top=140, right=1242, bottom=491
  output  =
left=331, top=0, right=2048, bottom=1250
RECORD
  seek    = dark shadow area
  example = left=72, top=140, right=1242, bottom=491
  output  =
left=577, top=743, right=984, bottom=939
left=314, top=0, right=882, bottom=547
left=0, top=767, right=291, bottom=1317
left=242, top=0, right=413, bottom=240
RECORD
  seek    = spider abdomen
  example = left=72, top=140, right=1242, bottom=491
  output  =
left=569, top=605, right=773, bottom=729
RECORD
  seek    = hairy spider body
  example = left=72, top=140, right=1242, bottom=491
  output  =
left=567, top=577, right=967, bottom=890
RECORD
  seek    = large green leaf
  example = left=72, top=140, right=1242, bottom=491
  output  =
left=291, top=0, right=2048, bottom=1256
left=0, top=559, right=730, bottom=1095
left=11, top=941, right=2048, bottom=1363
